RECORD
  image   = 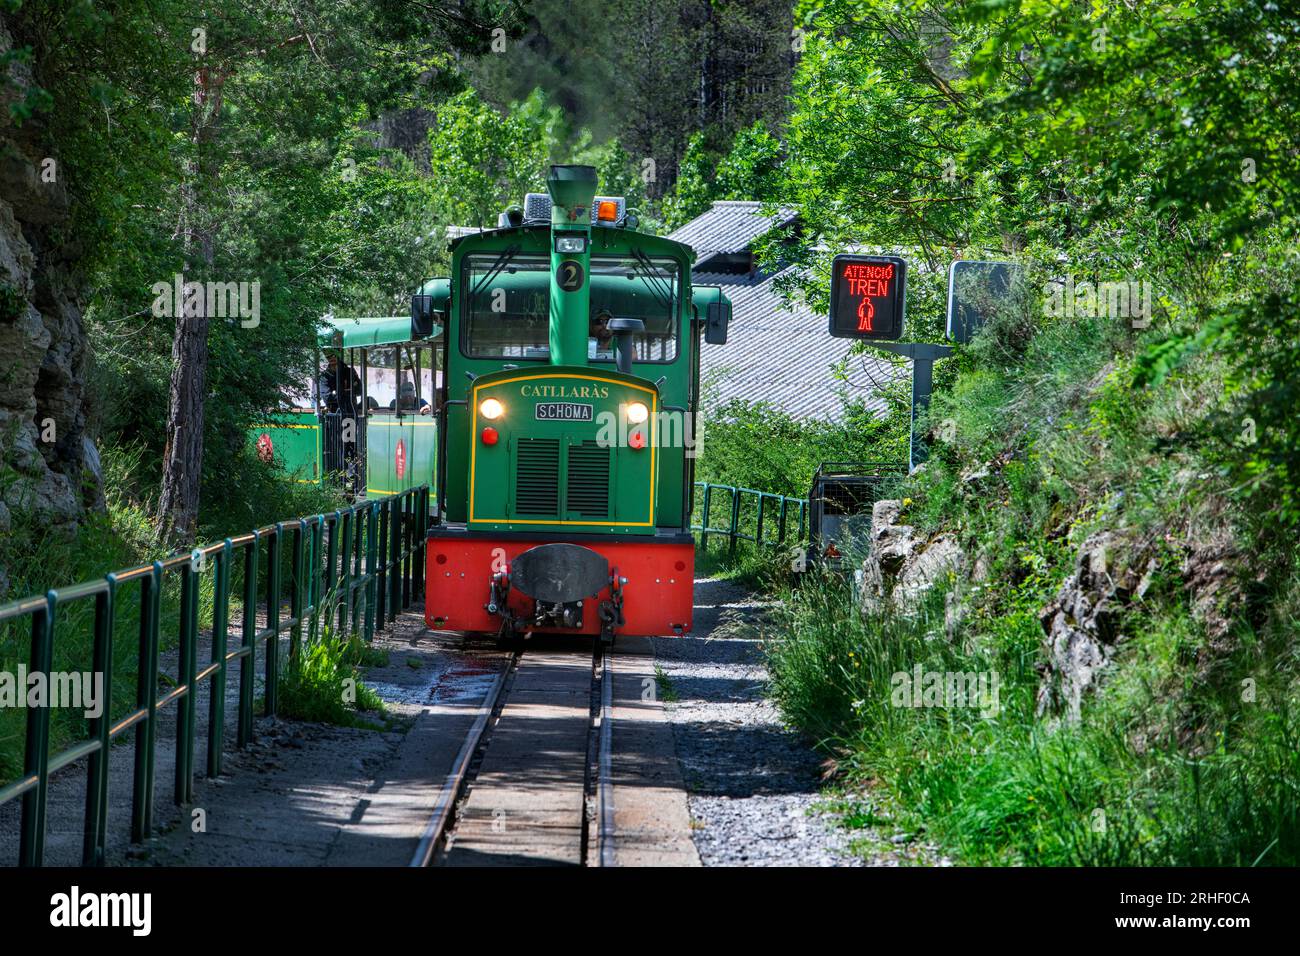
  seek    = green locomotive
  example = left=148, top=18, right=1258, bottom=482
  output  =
left=418, top=164, right=731, bottom=642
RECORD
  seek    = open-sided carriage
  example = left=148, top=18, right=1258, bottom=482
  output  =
left=247, top=314, right=443, bottom=498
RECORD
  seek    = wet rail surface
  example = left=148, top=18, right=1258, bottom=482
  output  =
left=423, top=643, right=612, bottom=867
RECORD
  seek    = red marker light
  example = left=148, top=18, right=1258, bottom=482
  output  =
left=482, top=427, right=499, bottom=445
left=629, top=431, right=646, bottom=450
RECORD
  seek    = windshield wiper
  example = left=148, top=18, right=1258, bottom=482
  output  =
left=630, top=249, right=675, bottom=313
left=471, top=244, right=522, bottom=301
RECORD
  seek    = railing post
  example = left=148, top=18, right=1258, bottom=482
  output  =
left=756, top=494, right=767, bottom=547
left=19, top=597, right=53, bottom=867
left=376, top=501, right=389, bottom=628
left=207, top=542, right=231, bottom=779
left=778, top=497, right=789, bottom=544
left=352, top=505, right=364, bottom=636
left=388, top=495, right=401, bottom=623
left=265, top=527, right=282, bottom=717
left=416, top=487, right=428, bottom=600
left=83, top=584, right=114, bottom=865
left=402, top=493, right=413, bottom=610
left=289, top=522, right=305, bottom=660
left=131, top=563, right=162, bottom=842
left=364, top=503, right=379, bottom=641
left=700, top=483, right=712, bottom=553
left=324, top=512, right=338, bottom=613
left=308, top=517, right=323, bottom=628
left=175, top=562, right=198, bottom=805
left=729, top=488, right=740, bottom=557
left=337, top=509, right=353, bottom=637
left=238, top=535, right=258, bottom=747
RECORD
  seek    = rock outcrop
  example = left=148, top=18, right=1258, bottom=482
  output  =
left=1035, top=530, right=1156, bottom=722
left=860, top=499, right=967, bottom=618
left=0, top=15, right=98, bottom=580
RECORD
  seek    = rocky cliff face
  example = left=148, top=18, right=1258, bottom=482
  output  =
left=858, top=488, right=1250, bottom=728
left=1034, top=530, right=1157, bottom=722
left=859, top=498, right=967, bottom=625
left=0, top=17, right=99, bottom=592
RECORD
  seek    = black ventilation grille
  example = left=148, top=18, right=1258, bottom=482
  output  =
left=515, top=438, right=560, bottom=516
left=566, top=440, right=610, bottom=519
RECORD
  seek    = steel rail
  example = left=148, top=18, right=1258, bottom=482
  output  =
left=408, top=653, right=516, bottom=867
left=597, top=649, right=616, bottom=867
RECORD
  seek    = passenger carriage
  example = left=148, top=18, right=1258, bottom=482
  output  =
left=247, top=314, right=441, bottom=498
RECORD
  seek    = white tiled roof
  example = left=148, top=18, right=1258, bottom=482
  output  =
left=666, top=201, right=797, bottom=265
left=696, top=268, right=903, bottom=420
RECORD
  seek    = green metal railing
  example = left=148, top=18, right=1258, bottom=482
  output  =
left=0, top=485, right=430, bottom=867
left=691, top=481, right=808, bottom=555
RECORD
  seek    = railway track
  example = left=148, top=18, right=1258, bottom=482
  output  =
left=410, top=644, right=616, bottom=867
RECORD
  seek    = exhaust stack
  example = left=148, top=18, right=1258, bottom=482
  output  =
left=547, top=164, right=597, bottom=367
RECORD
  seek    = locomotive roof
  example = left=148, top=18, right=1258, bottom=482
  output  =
left=447, top=222, right=697, bottom=264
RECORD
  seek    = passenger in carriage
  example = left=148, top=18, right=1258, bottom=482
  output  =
left=318, top=350, right=363, bottom=490
left=318, top=351, right=362, bottom=419
left=395, top=377, right=432, bottom=415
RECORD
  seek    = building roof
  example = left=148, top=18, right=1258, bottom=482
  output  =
left=696, top=268, right=903, bottom=420
left=666, top=201, right=797, bottom=267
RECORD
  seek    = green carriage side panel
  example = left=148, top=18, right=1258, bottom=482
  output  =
left=366, top=416, right=437, bottom=497
left=248, top=412, right=321, bottom=483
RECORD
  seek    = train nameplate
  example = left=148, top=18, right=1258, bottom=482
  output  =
left=535, top=402, right=594, bottom=421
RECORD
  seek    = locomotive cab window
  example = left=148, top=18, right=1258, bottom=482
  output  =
left=588, top=256, right=678, bottom=363
left=461, top=252, right=680, bottom=363
left=462, top=254, right=552, bottom=359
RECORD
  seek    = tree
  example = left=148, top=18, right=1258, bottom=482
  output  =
left=144, top=2, right=508, bottom=544
left=662, top=121, right=784, bottom=229
left=427, top=87, right=563, bottom=228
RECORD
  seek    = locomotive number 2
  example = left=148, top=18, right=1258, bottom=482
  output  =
left=556, top=260, right=585, bottom=292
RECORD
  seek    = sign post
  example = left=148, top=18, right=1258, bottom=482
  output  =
left=828, top=254, right=951, bottom=472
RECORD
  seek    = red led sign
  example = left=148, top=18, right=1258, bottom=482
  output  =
left=829, top=254, right=907, bottom=340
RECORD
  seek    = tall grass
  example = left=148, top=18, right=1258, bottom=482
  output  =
left=276, top=592, right=387, bottom=727
left=764, top=560, right=1300, bottom=865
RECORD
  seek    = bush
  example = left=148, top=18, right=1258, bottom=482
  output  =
left=276, top=594, right=387, bottom=726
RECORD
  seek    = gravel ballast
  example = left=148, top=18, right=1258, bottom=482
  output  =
left=651, top=576, right=872, bottom=866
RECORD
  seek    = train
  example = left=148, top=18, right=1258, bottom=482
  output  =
left=248, top=315, right=440, bottom=497
left=414, top=164, right=732, bottom=644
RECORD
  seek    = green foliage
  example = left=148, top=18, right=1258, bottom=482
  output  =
left=5, top=0, right=507, bottom=546
left=662, top=122, right=785, bottom=229
left=773, top=0, right=1300, bottom=534
left=427, top=87, right=563, bottom=228
left=277, top=633, right=386, bottom=727
left=766, top=561, right=1300, bottom=865
left=743, top=0, right=1300, bottom=865
left=698, top=397, right=908, bottom=499
left=276, top=577, right=392, bottom=728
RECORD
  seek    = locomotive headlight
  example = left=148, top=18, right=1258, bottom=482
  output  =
left=626, top=401, right=649, bottom=424
left=479, top=398, right=505, bottom=420
left=554, top=235, right=587, bottom=255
